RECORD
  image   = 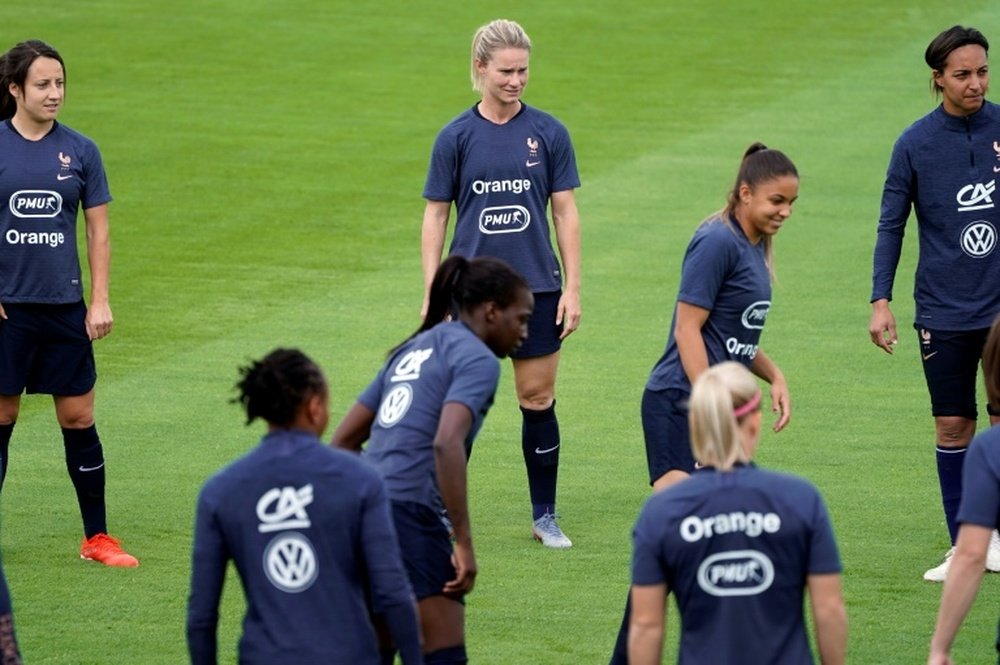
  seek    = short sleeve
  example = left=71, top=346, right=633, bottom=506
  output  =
left=677, top=224, right=735, bottom=311
left=422, top=128, right=458, bottom=202
left=957, top=435, right=1000, bottom=529
left=631, top=501, right=668, bottom=586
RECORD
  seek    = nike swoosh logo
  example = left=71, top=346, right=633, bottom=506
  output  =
left=994, top=166, right=1000, bottom=173
left=526, top=160, right=541, bottom=167
left=534, top=444, right=560, bottom=454
left=57, top=174, right=73, bottom=181
left=79, top=463, right=105, bottom=472
left=922, top=351, right=938, bottom=361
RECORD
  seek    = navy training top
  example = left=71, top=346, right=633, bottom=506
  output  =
left=0, top=120, right=112, bottom=304
left=957, top=424, right=1000, bottom=530
left=186, top=430, right=415, bottom=665
left=423, top=103, right=580, bottom=292
left=872, top=102, right=1000, bottom=329
left=359, top=320, right=500, bottom=510
left=647, top=216, right=771, bottom=393
left=631, top=464, right=841, bottom=664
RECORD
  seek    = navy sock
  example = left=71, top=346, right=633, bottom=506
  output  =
left=0, top=423, right=13, bottom=490
left=425, top=645, right=467, bottom=664
left=608, top=591, right=631, bottom=665
left=936, top=445, right=968, bottom=545
left=521, top=402, right=559, bottom=520
left=63, top=425, right=107, bottom=539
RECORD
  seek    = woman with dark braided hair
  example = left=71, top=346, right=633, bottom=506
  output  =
left=186, top=349, right=421, bottom=665
left=333, top=255, right=533, bottom=665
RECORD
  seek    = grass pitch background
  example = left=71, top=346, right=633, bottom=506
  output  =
left=4, top=1, right=1000, bottom=662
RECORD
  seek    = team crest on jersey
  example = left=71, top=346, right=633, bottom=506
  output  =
left=992, top=141, right=1000, bottom=173
left=956, top=180, right=995, bottom=212
left=9, top=190, right=62, bottom=218
left=526, top=137, right=540, bottom=168
left=960, top=220, right=997, bottom=257
left=696, top=549, right=775, bottom=597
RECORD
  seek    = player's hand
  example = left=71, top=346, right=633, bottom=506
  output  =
left=443, top=540, right=477, bottom=598
left=927, top=652, right=953, bottom=665
left=869, top=299, right=898, bottom=354
left=556, top=290, right=580, bottom=340
left=0, top=302, right=6, bottom=321
left=770, top=376, right=791, bottom=433
left=85, top=301, right=113, bottom=341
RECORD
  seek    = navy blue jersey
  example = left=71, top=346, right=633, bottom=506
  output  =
left=647, top=216, right=771, bottom=393
left=957, top=425, right=1000, bottom=529
left=872, top=102, right=1000, bottom=329
left=632, top=465, right=841, bottom=665
left=187, top=430, right=414, bottom=665
left=0, top=120, right=112, bottom=304
left=423, top=104, right=580, bottom=292
left=359, top=321, right=500, bottom=509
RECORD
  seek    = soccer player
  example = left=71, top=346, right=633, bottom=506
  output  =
left=928, top=314, right=1000, bottom=663
left=610, top=142, right=796, bottom=663
left=333, top=256, right=533, bottom=665
left=421, top=18, right=580, bottom=547
left=868, top=25, right=1000, bottom=582
left=628, top=362, right=846, bottom=665
left=0, top=40, right=136, bottom=566
left=186, top=349, right=421, bottom=665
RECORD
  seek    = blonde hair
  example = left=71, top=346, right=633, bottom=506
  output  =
left=470, top=19, right=531, bottom=93
left=689, top=362, right=761, bottom=471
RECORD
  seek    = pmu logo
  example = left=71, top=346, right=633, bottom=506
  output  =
left=263, top=532, right=318, bottom=593
left=960, top=220, right=997, bottom=257
left=479, top=205, right=531, bottom=234
left=956, top=180, right=995, bottom=212
left=696, top=550, right=775, bottom=597
left=740, top=300, right=770, bottom=330
left=10, top=190, right=62, bottom=218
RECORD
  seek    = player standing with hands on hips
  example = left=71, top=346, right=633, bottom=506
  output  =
left=421, top=19, right=581, bottom=548
left=868, top=25, right=1000, bottom=582
left=628, top=362, right=846, bottom=665
left=334, top=256, right=533, bottom=665
left=609, top=142, right=796, bottom=663
left=0, top=40, right=137, bottom=567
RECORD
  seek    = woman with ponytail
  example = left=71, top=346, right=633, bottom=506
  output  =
left=187, top=349, right=421, bottom=665
left=333, top=256, right=532, bottom=665
left=628, top=362, right=846, bottom=665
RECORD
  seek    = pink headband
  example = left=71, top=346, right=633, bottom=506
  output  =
left=733, top=391, right=761, bottom=419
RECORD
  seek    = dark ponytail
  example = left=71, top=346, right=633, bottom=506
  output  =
left=0, top=39, right=65, bottom=121
left=234, top=348, right=327, bottom=427
left=392, top=256, right=528, bottom=354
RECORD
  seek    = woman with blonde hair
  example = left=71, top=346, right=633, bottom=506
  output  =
left=628, top=362, right=847, bottom=665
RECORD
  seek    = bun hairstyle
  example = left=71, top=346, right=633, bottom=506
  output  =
left=470, top=19, right=531, bottom=93
left=925, top=25, right=989, bottom=94
left=234, top=348, right=327, bottom=427
left=719, top=141, right=798, bottom=280
left=688, top=362, right=762, bottom=471
left=0, top=39, right=64, bottom=120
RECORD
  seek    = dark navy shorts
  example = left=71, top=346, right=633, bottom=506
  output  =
left=510, top=291, right=563, bottom=360
left=390, top=501, right=459, bottom=602
left=641, top=387, right=693, bottom=484
left=916, top=325, right=999, bottom=419
left=0, top=301, right=96, bottom=396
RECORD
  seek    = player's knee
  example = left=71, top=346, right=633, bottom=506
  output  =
left=517, top=390, right=554, bottom=410
left=935, top=416, right=975, bottom=446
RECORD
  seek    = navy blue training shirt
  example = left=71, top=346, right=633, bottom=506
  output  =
left=632, top=465, right=841, bottom=664
left=359, top=321, right=500, bottom=510
left=0, top=120, right=111, bottom=303
left=872, top=102, right=1000, bottom=329
left=423, top=104, right=580, bottom=292
left=647, top=216, right=771, bottom=393
left=187, top=430, right=415, bottom=665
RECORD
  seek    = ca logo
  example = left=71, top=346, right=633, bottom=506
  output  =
left=378, top=384, right=413, bottom=428
left=960, top=221, right=997, bottom=257
left=956, top=180, right=996, bottom=212
left=263, top=532, right=318, bottom=593
left=256, top=484, right=313, bottom=533
left=391, top=348, right=433, bottom=383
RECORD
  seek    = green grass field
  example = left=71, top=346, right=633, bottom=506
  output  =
left=4, top=1, right=1000, bottom=662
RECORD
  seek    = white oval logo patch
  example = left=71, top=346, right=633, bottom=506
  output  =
left=479, top=205, right=531, bottom=234
left=9, top=190, right=63, bottom=218
left=696, top=549, right=774, bottom=597
left=960, top=221, right=997, bottom=257
left=740, top=301, right=771, bottom=330
left=377, top=384, right=413, bottom=428
left=263, top=532, right=318, bottom=593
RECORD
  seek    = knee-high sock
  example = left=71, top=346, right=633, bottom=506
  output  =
left=0, top=423, right=13, bottom=490
left=608, top=591, right=631, bottom=665
left=63, top=426, right=107, bottom=539
left=521, top=402, right=559, bottom=520
left=936, top=445, right=968, bottom=545
left=425, top=645, right=467, bottom=664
